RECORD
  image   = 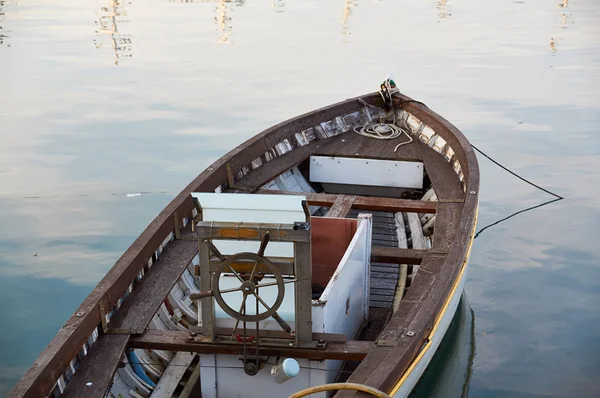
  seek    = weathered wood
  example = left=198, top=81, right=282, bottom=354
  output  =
left=149, top=352, right=196, bottom=398
left=61, top=334, right=129, bottom=398
left=326, top=195, right=356, bottom=218
left=128, top=331, right=374, bottom=361
left=195, top=221, right=310, bottom=243
left=420, top=142, right=464, bottom=202
left=432, top=202, right=464, bottom=253
left=294, top=241, right=313, bottom=344
left=407, top=213, right=426, bottom=250
left=199, top=240, right=214, bottom=338
left=370, top=246, right=426, bottom=264
left=108, top=239, right=199, bottom=334
left=257, top=190, right=437, bottom=214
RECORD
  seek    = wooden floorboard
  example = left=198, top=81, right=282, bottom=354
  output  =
left=62, top=334, right=129, bottom=398
left=149, top=352, right=196, bottom=398
left=421, top=142, right=465, bottom=202
left=314, top=131, right=423, bottom=162
left=107, top=238, right=199, bottom=334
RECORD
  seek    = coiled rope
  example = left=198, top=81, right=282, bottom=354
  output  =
left=289, top=382, right=391, bottom=398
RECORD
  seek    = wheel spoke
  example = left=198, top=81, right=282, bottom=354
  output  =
left=219, top=286, right=244, bottom=295
left=231, top=293, right=248, bottom=340
left=248, top=261, right=259, bottom=282
left=226, top=265, right=245, bottom=283
left=255, top=279, right=296, bottom=289
left=252, top=292, right=271, bottom=311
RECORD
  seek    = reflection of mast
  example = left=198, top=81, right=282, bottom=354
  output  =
left=0, top=0, right=16, bottom=48
left=550, top=0, right=572, bottom=53
left=272, top=0, right=285, bottom=13
left=341, top=0, right=354, bottom=44
left=215, top=0, right=232, bottom=44
left=94, top=0, right=132, bottom=65
left=436, top=0, right=451, bottom=19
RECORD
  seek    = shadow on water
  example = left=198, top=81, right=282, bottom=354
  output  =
left=409, top=291, right=476, bottom=398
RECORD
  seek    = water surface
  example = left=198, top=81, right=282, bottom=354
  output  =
left=1, top=0, right=599, bottom=396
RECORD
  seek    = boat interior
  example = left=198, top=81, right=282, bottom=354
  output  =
left=12, top=91, right=478, bottom=398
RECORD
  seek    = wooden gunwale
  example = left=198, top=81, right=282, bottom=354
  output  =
left=8, top=90, right=478, bottom=398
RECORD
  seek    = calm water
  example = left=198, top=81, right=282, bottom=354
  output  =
left=1, top=0, right=599, bottom=396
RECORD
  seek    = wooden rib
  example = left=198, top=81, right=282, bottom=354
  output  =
left=107, top=239, right=199, bottom=334
left=326, top=195, right=356, bottom=218
left=257, top=190, right=437, bottom=214
left=128, top=331, right=373, bottom=361
left=370, top=246, right=427, bottom=264
left=61, top=334, right=129, bottom=398
left=420, top=142, right=464, bottom=202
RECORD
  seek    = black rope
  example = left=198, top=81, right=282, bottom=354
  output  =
left=471, top=145, right=564, bottom=239
left=471, top=145, right=563, bottom=200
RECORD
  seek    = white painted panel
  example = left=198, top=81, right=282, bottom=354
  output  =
left=310, top=156, right=423, bottom=189
left=199, top=354, right=329, bottom=398
left=320, top=216, right=371, bottom=339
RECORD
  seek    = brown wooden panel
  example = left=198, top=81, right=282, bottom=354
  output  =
left=107, top=239, right=199, bottom=334
left=311, top=217, right=357, bottom=287
left=128, top=330, right=374, bottom=361
left=421, top=143, right=464, bottom=202
left=326, top=195, right=356, bottom=218
left=370, top=246, right=427, bottom=264
left=61, top=334, right=129, bottom=398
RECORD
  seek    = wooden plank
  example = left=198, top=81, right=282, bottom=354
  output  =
left=108, top=239, right=199, bottom=334
left=370, top=246, right=427, bottom=264
left=195, top=221, right=310, bottom=243
left=257, top=190, right=437, bottom=214
left=149, top=352, right=196, bottom=398
left=432, top=202, right=463, bottom=253
left=61, top=334, right=129, bottom=398
left=128, top=331, right=374, bottom=361
left=294, top=241, right=313, bottom=344
left=326, top=195, right=356, bottom=218
left=420, top=143, right=464, bottom=202
left=407, top=213, right=426, bottom=250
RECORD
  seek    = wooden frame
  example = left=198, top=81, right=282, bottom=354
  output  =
left=195, top=220, right=313, bottom=346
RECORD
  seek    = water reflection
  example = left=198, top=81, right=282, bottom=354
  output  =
left=410, top=292, right=476, bottom=398
left=0, top=0, right=16, bottom=48
left=341, top=0, right=354, bottom=44
left=94, top=0, right=132, bottom=65
left=272, top=0, right=285, bottom=13
left=436, top=0, right=451, bottom=19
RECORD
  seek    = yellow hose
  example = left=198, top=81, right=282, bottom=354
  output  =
left=288, top=383, right=391, bottom=398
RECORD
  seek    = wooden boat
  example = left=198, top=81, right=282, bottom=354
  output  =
left=9, top=82, right=479, bottom=398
